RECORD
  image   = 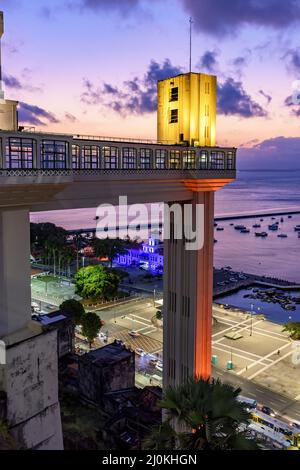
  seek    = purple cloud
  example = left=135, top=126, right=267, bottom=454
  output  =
left=197, top=50, right=219, bottom=73
left=67, top=0, right=140, bottom=14
left=18, top=102, right=60, bottom=126
left=65, top=112, right=78, bottom=122
left=284, top=48, right=300, bottom=76
left=218, top=78, right=267, bottom=117
left=81, top=59, right=183, bottom=115
left=259, top=90, right=272, bottom=105
left=285, top=94, right=300, bottom=116
left=3, top=73, right=42, bottom=93
left=239, top=136, right=300, bottom=169
left=3, top=74, right=22, bottom=90
left=181, top=0, right=300, bottom=36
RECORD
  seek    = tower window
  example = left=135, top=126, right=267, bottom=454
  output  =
left=170, top=109, right=178, bottom=123
left=170, top=87, right=179, bottom=102
left=205, top=82, right=210, bottom=94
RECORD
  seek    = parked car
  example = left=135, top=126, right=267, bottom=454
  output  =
left=129, top=330, right=140, bottom=337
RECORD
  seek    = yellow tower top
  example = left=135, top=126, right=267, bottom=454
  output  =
left=157, top=72, right=216, bottom=147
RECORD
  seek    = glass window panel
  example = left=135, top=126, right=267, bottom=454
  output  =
left=6, top=138, right=35, bottom=169
left=72, top=145, right=81, bottom=169
left=155, top=149, right=167, bottom=169
left=103, top=146, right=119, bottom=169
left=139, top=148, right=152, bottom=169
left=41, top=140, right=68, bottom=169
left=182, top=150, right=196, bottom=169
left=169, top=150, right=181, bottom=169
left=122, top=148, right=137, bottom=169
left=82, top=145, right=101, bottom=169
left=199, top=151, right=208, bottom=169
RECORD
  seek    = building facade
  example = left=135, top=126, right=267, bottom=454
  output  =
left=115, top=237, right=164, bottom=272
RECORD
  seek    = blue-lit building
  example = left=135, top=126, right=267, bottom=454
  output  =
left=115, top=237, right=164, bottom=272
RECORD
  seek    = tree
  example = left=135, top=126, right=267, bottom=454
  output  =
left=74, top=265, right=120, bottom=301
left=143, top=377, right=258, bottom=451
left=283, top=322, right=300, bottom=340
left=31, top=222, right=69, bottom=275
left=81, top=312, right=102, bottom=348
left=30, top=222, right=67, bottom=250
left=60, top=299, right=85, bottom=325
left=92, top=237, right=128, bottom=267
left=142, top=422, right=176, bottom=450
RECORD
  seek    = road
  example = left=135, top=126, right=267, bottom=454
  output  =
left=213, top=367, right=300, bottom=423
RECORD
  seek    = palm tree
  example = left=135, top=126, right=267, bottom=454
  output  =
left=144, top=377, right=258, bottom=451
left=142, top=422, right=176, bottom=450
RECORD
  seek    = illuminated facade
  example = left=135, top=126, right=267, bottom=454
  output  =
left=157, top=72, right=216, bottom=146
left=115, top=237, right=164, bottom=271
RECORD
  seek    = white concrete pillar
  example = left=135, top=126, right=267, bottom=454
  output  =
left=0, top=207, right=31, bottom=337
left=163, top=191, right=214, bottom=388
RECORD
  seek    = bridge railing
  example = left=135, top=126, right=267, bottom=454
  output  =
left=0, top=131, right=237, bottom=172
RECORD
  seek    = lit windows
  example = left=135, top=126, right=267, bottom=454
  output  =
left=82, top=145, right=101, bottom=169
left=6, top=137, right=35, bottom=169
left=155, top=149, right=167, bottom=169
left=139, top=148, right=152, bottom=169
left=41, top=140, right=68, bottom=169
left=122, top=147, right=137, bottom=169
left=227, top=151, right=236, bottom=170
left=182, top=150, right=196, bottom=169
left=169, top=150, right=181, bottom=169
left=199, top=151, right=208, bottom=169
left=72, top=145, right=81, bottom=169
left=103, top=146, right=118, bottom=169
left=209, top=151, right=225, bottom=169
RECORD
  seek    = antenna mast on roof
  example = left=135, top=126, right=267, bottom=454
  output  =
left=189, top=16, right=193, bottom=73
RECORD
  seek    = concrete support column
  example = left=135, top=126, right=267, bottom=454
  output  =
left=0, top=207, right=31, bottom=337
left=163, top=190, right=214, bottom=388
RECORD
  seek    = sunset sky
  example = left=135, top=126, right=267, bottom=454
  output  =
left=1, top=0, right=300, bottom=168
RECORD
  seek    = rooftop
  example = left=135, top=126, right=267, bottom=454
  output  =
left=81, top=341, right=133, bottom=366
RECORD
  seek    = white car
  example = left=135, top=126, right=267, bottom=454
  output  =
left=155, top=362, right=163, bottom=372
left=129, top=330, right=140, bottom=337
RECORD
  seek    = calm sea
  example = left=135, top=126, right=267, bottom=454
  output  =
left=31, top=170, right=300, bottom=283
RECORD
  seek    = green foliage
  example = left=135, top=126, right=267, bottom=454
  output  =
left=30, top=222, right=67, bottom=249
left=81, top=312, right=102, bottom=347
left=142, top=422, right=176, bottom=450
left=144, top=377, right=258, bottom=451
left=92, top=237, right=128, bottom=267
left=74, top=265, right=120, bottom=300
left=283, top=322, right=300, bottom=340
left=60, top=299, right=85, bottom=325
